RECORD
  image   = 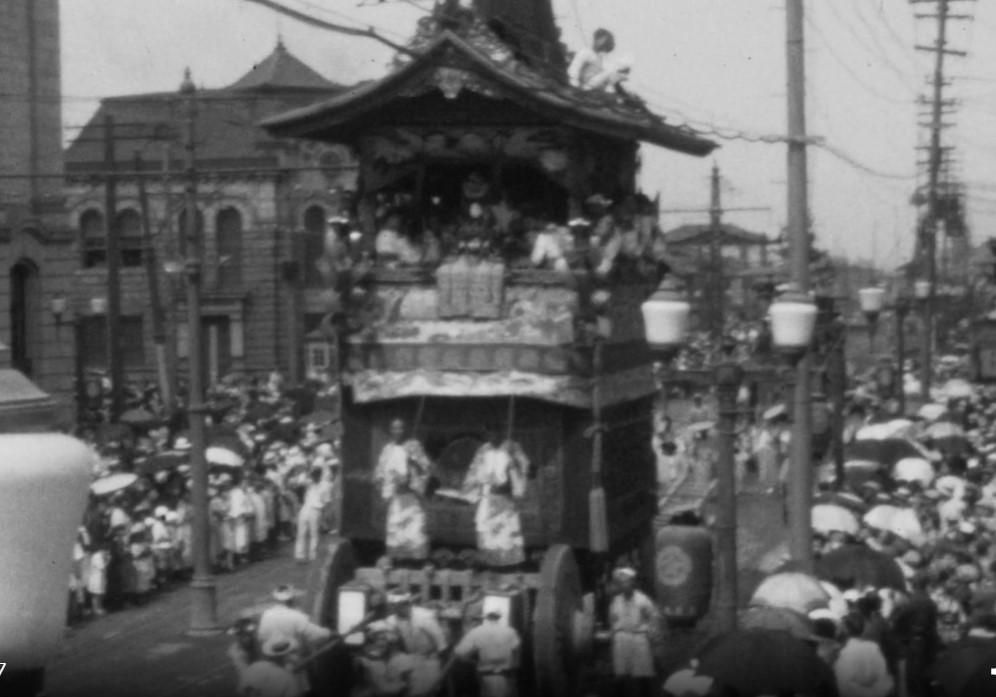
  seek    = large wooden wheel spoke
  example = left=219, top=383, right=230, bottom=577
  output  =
left=533, top=544, right=584, bottom=697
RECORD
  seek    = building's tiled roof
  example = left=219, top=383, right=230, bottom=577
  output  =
left=263, top=27, right=715, bottom=156
left=65, top=44, right=344, bottom=172
left=226, top=40, right=342, bottom=92
left=666, top=223, right=771, bottom=246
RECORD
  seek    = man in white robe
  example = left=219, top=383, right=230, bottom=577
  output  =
left=375, top=418, right=432, bottom=562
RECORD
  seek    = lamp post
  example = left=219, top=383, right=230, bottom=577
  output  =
left=893, top=291, right=912, bottom=416
left=641, top=278, right=817, bottom=632
left=914, top=279, right=932, bottom=401
left=179, top=68, right=218, bottom=634
left=858, top=286, right=886, bottom=355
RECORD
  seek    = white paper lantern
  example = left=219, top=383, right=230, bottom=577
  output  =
left=769, top=289, right=818, bottom=350
left=641, top=281, right=690, bottom=353
left=858, top=286, right=886, bottom=315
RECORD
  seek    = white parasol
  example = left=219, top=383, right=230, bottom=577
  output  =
left=922, top=421, right=965, bottom=440
left=863, top=505, right=925, bottom=546
left=812, top=504, right=859, bottom=536
left=763, top=404, right=787, bottom=421
left=892, top=458, right=935, bottom=487
left=917, top=403, right=948, bottom=422
left=750, top=572, right=830, bottom=615
left=686, top=421, right=715, bottom=434
left=206, top=446, right=245, bottom=468
left=936, top=378, right=975, bottom=401
left=90, top=472, right=138, bottom=496
left=855, top=421, right=915, bottom=441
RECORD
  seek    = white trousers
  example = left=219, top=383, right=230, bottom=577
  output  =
left=295, top=507, right=322, bottom=561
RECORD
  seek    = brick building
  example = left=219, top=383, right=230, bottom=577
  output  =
left=0, top=0, right=75, bottom=403
left=63, top=41, right=357, bottom=399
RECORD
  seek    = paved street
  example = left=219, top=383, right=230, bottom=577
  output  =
left=42, top=489, right=785, bottom=697
left=46, top=544, right=309, bottom=697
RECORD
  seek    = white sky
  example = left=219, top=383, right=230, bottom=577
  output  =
left=60, top=0, right=996, bottom=270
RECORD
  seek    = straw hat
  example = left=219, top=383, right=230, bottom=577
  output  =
left=262, top=635, right=299, bottom=658
left=272, top=584, right=304, bottom=603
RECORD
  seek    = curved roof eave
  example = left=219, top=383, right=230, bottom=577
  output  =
left=262, top=32, right=716, bottom=157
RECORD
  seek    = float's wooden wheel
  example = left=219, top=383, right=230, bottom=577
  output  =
left=305, top=537, right=357, bottom=694
left=533, top=544, right=589, bottom=697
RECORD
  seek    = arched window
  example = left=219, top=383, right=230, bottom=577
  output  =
left=215, top=207, right=243, bottom=290
left=303, top=205, right=326, bottom=288
left=80, top=209, right=105, bottom=268
left=116, top=208, right=144, bottom=267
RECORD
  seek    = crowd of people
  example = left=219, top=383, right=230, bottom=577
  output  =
left=657, top=352, right=996, bottom=697
left=67, top=370, right=340, bottom=623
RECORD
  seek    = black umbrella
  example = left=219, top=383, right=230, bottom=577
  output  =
left=300, top=410, right=337, bottom=428
left=695, top=629, right=838, bottom=697
left=244, top=401, right=277, bottom=423
left=933, top=435, right=973, bottom=457
left=136, top=450, right=188, bottom=476
left=929, top=636, right=996, bottom=697
left=815, top=544, right=907, bottom=592
left=846, top=439, right=924, bottom=467
left=814, top=491, right=869, bottom=514
left=206, top=425, right=250, bottom=457
left=120, top=407, right=163, bottom=429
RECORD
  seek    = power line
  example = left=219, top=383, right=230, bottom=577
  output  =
left=872, top=0, right=919, bottom=61
left=822, top=0, right=917, bottom=89
left=805, top=14, right=918, bottom=106
left=240, top=0, right=418, bottom=56
left=813, top=139, right=917, bottom=181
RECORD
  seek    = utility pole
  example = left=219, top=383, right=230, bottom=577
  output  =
left=708, top=163, right=724, bottom=343
left=180, top=68, right=218, bottom=634
left=659, top=170, right=769, bottom=341
left=914, top=0, right=970, bottom=400
left=103, top=114, right=124, bottom=421
left=135, top=151, right=173, bottom=413
left=786, top=0, right=814, bottom=571
left=161, top=142, right=180, bottom=415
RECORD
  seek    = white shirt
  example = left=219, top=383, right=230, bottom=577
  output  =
left=609, top=590, right=655, bottom=634
left=834, top=638, right=893, bottom=697
left=257, top=604, right=332, bottom=647
left=454, top=620, right=521, bottom=673
left=385, top=607, right=448, bottom=656
left=302, top=481, right=332, bottom=511
left=239, top=660, right=300, bottom=697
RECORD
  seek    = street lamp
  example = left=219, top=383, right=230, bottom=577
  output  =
left=178, top=68, right=218, bottom=634
left=858, top=286, right=886, bottom=354
left=640, top=278, right=817, bottom=633
left=893, top=293, right=912, bottom=415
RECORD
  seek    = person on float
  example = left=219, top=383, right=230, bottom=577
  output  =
left=454, top=607, right=522, bottom=697
left=238, top=635, right=303, bottom=697
left=568, top=28, right=632, bottom=92
left=257, top=584, right=333, bottom=695
left=608, top=567, right=657, bottom=697
left=461, top=422, right=530, bottom=568
left=382, top=590, right=448, bottom=696
left=374, top=417, right=433, bottom=564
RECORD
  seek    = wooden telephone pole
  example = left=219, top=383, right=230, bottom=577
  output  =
left=913, top=0, right=970, bottom=400
left=786, top=0, right=814, bottom=570
left=659, top=165, right=769, bottom=340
